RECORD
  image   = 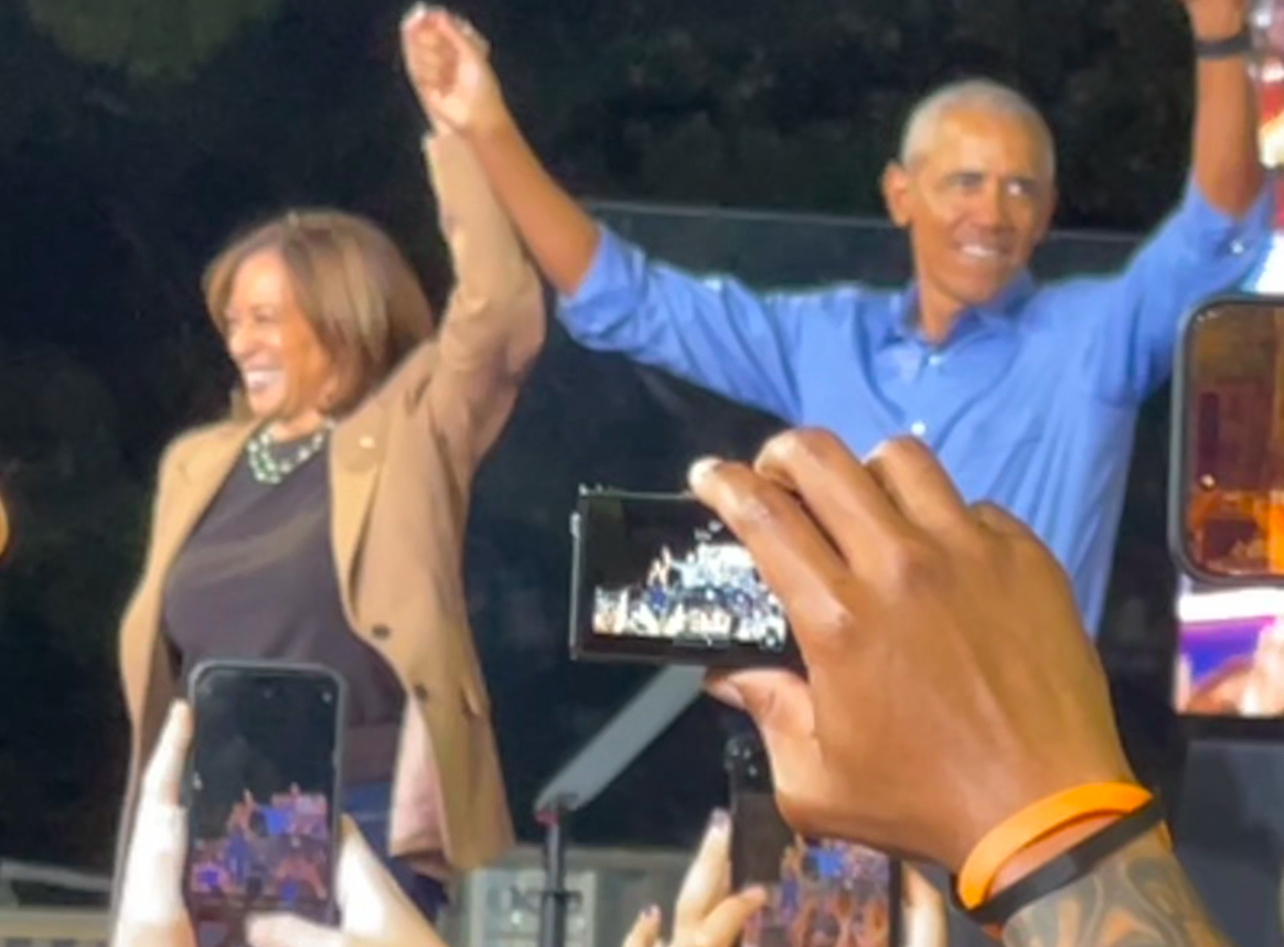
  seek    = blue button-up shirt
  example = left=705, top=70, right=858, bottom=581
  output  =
left=559, top=179, right=1274, bottom=634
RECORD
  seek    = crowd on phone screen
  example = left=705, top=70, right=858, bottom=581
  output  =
left=745, top=839, right=893, bottom=947
left=593, top=541, right=788, bottom=646
left=189, top=785, right=330, bottom=906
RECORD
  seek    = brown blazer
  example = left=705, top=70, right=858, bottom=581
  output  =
left=112, top=133, right=544, bottom=892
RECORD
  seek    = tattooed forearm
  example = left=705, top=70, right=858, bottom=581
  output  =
left=1002, top=830, right=1232, bottom=947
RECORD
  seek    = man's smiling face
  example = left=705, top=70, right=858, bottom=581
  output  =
left=883, top=106, right=1056, bottom=323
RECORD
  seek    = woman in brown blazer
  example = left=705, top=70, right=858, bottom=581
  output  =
left=113, top=20, right=540, bottom=920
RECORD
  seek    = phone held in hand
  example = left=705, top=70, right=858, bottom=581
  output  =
left=568, top=487, right=797, bottom=667
left=725, top=734, right=901, bottom=947
left=184, top=660, right=345, bottom=943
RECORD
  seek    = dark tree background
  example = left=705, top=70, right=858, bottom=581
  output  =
left=0, top=0, right=1198, bottom=869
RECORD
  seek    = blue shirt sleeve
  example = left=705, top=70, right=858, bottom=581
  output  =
left=556, top=226, right=819, bottom=422
left=1081, top=177, right=1273, bottom=404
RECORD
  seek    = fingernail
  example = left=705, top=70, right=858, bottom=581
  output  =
left=401, top=2, right=428, bottom=24
left=688, top=456, right=721, bottom=487
left=708, top=807, right=730, bottom=832
left=642, top=904, right=660, bottom=920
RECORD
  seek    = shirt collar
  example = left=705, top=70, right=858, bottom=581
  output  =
left=882, top=270, right=1037, bottom=346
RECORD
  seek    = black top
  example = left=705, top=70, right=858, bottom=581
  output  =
left=163, top=438, right=404, bottom=784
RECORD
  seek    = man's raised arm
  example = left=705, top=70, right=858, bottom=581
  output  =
left=1187, top=0, right=1262, bottom=217
left=1079, top=0, right=1271, bottom=404
left=397, top=6, right=816, bottom=423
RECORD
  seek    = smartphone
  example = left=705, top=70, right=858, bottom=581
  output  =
left=569, top=487, right=796, bottom=667
left=184, top=661, right=345, bottom=942
left=1167, top=294, right=1284, bottom=735
left=725, top=734, right=901, bottom=947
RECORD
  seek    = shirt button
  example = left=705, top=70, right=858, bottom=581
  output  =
left=1231, top=239, right=1246, bottom=255
left=910, top=421, right=927, bottom=437
left=927, top=353, right=943, bottom=367
left=371, top=624, right=391, bottom=641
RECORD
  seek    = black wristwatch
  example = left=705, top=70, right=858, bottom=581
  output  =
left=1194, top=25, right=1253, bottom=59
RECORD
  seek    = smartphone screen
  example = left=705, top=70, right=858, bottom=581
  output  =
left=570, top=490, right=794, bottom=666
left=732, top=793, right=898, bottom=947
left=185, top=661, right=343, bottom=941
left=727, top=735, right=899, bottom=947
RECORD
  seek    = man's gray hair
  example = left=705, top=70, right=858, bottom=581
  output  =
left=899, top=79, right=1056, bottom=179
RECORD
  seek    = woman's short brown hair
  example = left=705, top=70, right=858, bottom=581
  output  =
left=203, top=208, right=434, bottom=417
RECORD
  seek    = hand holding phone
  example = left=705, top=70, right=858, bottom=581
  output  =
left=725, top=735, right=901, bottom=947
left=184, top=661, right=345, bottom=942
left=114, top=703, right=197, bottom=947
left=112, top=692, right=449, bottom=947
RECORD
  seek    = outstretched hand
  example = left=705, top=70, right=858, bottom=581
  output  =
left=401, top=4, right=508, bottom=135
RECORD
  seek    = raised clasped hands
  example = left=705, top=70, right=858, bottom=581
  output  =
left=401, top=3, right=509, bottom=136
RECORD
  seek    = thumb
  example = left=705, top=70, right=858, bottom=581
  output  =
left=118, top=703, right=192, bottom=928
left=900, top=866, right=946, bottom=947
left=710, top=670, right=838, bottom=836
left=334, top=817, right=442, bottom=944
left=707, top=669, right=815, bottom=743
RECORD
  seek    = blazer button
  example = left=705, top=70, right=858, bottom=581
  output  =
left=371, top=624, right=391, bottom=641
left=412, top=683, right=430, bottom=702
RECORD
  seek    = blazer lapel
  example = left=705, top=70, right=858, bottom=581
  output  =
left=330, top=397, right=390, bottom=622
left=154, top=424, right=256, bottom=582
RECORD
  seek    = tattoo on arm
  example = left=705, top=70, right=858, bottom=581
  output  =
left=1003, top=830, right=1232, bottom=947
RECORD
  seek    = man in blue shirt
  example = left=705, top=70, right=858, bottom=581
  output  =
left=402, top=0, right=1270, bottom=633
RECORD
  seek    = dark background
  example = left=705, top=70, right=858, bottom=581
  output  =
left=0, top=0, right=1200, bottom=869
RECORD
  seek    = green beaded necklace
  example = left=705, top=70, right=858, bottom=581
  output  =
left=245, top=419, right=335, bottom=486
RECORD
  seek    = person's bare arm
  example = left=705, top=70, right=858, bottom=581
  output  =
left=1185, top=0, right=1262, bottom=216
left=467, top=118, right=599, bottom=295
left=1003, top=830, right=1228, bottom=947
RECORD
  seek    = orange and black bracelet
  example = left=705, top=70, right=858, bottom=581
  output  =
left=955, top=797, right=1167, bottom=929
left=955, top=781, right=1153, bottom=910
